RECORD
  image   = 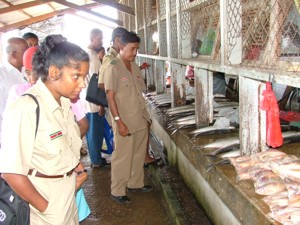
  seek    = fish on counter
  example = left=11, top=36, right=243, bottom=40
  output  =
left=200, top=136, right=240, bottom=149
left=190, top=126, right=236, bottom=137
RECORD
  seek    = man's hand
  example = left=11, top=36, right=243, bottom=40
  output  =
left=116, top=120, right=130, bottom=137
left=98, top=106, right=105, bottom=116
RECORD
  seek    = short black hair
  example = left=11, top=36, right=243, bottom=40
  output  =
left=120, top=31, right=141, bottom=45
left=22, top=32, right=38, bottom=40
left=111, top=27, right=128, bottom=41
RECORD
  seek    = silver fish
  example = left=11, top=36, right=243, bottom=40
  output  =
left=204, top=144, right=240, bottom=156
left=202, top=137, right=240, bottom=149
left=220, top=149, right=241, bottom=158
left=190, top=126, right=235, bottom=137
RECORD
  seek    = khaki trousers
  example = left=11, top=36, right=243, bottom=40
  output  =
left=29, top=173, right=78, bottom=225
left=111, top=127, right=148, bottom=196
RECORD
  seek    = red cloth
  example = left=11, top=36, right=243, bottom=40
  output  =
left=260, top=82, right=283, bottom=148
left=23, top=46, right=38, bottom=71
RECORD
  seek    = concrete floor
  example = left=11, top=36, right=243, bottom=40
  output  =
left=78, top=155, right=170, bottom=225
left=78, top=134, right=213, bottom=225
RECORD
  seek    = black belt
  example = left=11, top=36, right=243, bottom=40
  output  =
left=28, top=168, right=75, bottom=178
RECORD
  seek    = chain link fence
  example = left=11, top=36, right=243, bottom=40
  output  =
left=180, top=0, right=220, bottom=59
left=227, top=0, right=300, bottom=74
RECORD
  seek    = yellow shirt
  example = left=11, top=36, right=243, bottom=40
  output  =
left=0, top=79, right=81, bottom=176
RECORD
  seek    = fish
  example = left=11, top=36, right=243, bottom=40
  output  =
left=164, top=105, right=194, bottom=113
left=201, top=137, right=240, bottom=149
left=220, top=149, right=241, bottom=158
left=166, top=107, right=195, bottom=116
left=204, top=144, right=240, bottom=157
left=213, top=101, right=239, bottom=108
left=190, top=126, right=235, bottom=137
left=255, top=182, right=286, bottom=195
left=282, top=131, right=300, bottom=144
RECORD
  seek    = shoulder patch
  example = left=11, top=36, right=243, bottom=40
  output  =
left=110, top=58, right=118, bottom=65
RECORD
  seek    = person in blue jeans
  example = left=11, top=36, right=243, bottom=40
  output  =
left=81, top=28, right=109, bottom=167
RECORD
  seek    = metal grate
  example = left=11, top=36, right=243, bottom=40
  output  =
left=170, top=15, right=178, bottom=58
left=146, top=0, right=157, bottom=26
left=128, top=0, right=136, bottom=31
left=159, top=19, right=168, bottom=57
left=159, top=0, right=166, bottom=17
left=147, top=24, right=159, bottom=55
left=170, top=0, right=176, bottom=12
left=226, top=0, right=300, bottom=74
left=136, top=1, right=144, bottom=29
left=186, top=0, right=220, bottom=58
left=138, top=30, right=146, bottom=54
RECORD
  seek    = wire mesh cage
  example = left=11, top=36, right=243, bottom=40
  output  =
left=147, top=24, right=159, bottom=55
left=159, top=19, right=168, bottom=57
left=159, top=0, right=166, bottom=17
left=136, top=1, right=144, bottom=29
left=128, top=0, right=136, bottom=31
left=146, top=0, right=157, bottom=26
left=138, top=30, right=146, bottom=54
left=170, top=0, right=176, bottom=12
left=182, top=0, right=220, bottom=59
left=170, top=15, right=178, bottom=58
left=227, top=0, right=300, bottom=74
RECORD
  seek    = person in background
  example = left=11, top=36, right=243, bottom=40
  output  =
left=0, top=37, right=28, bottom=147
left=99, top=27, right=160, bottom=166
left=104, top=31, right=153, bottom=205
left=98, top=46, right=106, bottom=63
left=213, top=72, right=226, bottom=96
left=0, top=34, right=89, bottom=224
left=22, top=32, right=39, bottom=47
left=81, top=28, right=109, bottom=167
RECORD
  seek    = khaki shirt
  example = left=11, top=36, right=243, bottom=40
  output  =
left=98, top=47, right=118, bottom=85
left=0, top=79, right=81, bottom=176
left=104, top=55, right=150, bottom=133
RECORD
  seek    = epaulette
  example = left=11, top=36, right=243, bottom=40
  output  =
left=110, top=58, right=118, bottom=65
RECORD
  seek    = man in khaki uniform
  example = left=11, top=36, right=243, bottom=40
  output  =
left=104, top=31, right=152, bottom=204
left=98, top=27, right=128, bottom=89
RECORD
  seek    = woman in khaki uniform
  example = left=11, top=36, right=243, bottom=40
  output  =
left=104, top=31, right=153, bottom=204
left=0, top=35, right=89, bottom=225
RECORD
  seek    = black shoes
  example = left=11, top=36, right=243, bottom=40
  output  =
left=91, top=158, right=111, bottom=168
left=127, top=185, right=153, bottom=193
left=111, top=195, right=132, bottom=204
left=111, top=186, right=153, bottom=204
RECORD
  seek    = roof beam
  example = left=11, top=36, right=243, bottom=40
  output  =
left=52, top=0, right=123, bottom=26
left=92, top=0, right=135, bottom=16
left=0, top=10, right=64, bottom=33
left=0, top=0, right=53, bottom=14
left=0, top=5, right=117, bottom=33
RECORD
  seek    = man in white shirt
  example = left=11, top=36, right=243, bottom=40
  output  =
left=0, top=37, right=28, bottom=146
left=81, top=28, right=109, bottom=167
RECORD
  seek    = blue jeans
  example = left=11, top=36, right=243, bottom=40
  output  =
left=103, top=117, right=114, bottom=155
left=86, top=112, right=104, bottom=165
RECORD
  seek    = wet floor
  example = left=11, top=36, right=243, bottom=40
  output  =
left=79, top=152, right=170, bottom=225
left=79, top=136, right=213, bottom=225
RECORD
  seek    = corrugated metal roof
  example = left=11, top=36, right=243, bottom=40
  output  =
left=0, top=0, right=134, bottom=33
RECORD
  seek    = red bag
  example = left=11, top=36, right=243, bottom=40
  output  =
left=260, top=82, right=283, bottom=148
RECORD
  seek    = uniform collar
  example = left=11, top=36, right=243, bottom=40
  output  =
left=108, top=47, right=118, bottom=58
left=34, top=79, right=71, bottom=113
